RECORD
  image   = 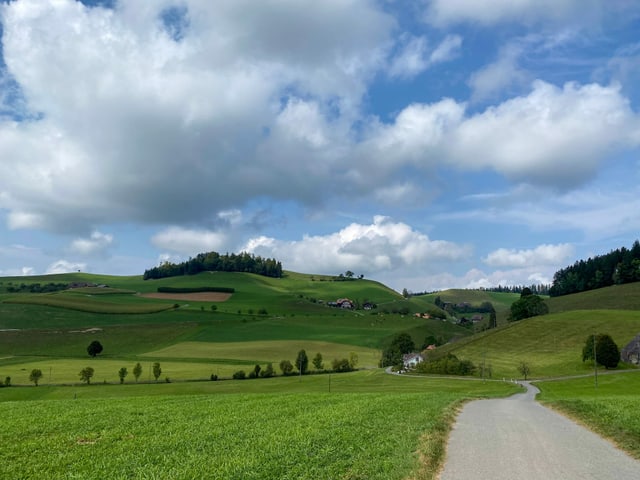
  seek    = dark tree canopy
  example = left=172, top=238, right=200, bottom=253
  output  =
left=143, top=251, right=283, bottom=280
left=295, top=349, right=309, bottom=374
left=508, top=295, right=549, bottom=322
left=583, top=334, right=620, bottom=369
left=550, top=240, right=640, bottom=297
left=380, top=333, right=416, bottom=367
left=87, top=340, right=103, bottom=357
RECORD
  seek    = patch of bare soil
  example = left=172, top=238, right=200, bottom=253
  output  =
left=139, top=292, right=232, bottom=302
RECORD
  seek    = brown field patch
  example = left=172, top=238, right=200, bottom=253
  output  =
left=139, top=292, right=232, bottom=302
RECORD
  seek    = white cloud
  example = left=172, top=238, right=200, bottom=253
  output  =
left=483, top=244, right=574, bottom=268
left=243, top=216, right=471, bottom=276
left=151, top=227, right=229, bottom=255
left=468, top=44, right=529, bottom=102
left=389, top=34, right=461, bottom=79
left=424, top=0, right=598, bottom=26
left=69, top=231, right=114, bottom=256
left=46, top=259, right=87, bottom=274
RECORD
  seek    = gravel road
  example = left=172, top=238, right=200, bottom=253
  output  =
left=439, top=382, right=640, bottom=479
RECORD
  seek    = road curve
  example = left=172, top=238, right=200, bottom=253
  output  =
left=439, top=382, right=640, bottom=479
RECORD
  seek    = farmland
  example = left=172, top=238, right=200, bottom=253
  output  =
left=2, top=270, right=640, bottom=478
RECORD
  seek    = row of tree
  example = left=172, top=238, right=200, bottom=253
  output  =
left=550, top=240, right=640, bottom=297
left=143, top=251, right=283, bottom=280
left=232, top=350, right=359, bottom=379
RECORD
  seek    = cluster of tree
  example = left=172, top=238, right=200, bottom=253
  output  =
left=3, top=282, right=68, bottom=293
left=582, top=334, right=620, bottom=369
left=380, top=333, right=415, bottom=368
left=414, top=354, right=476, bottom=376
left=481, top=284, right=550, bottom=295
left=157, top=286, right=234, bottom=294
left=233, top=350, right=358, bottom=379
left=333, top=271, right=364, bottom=281
left=143, top=251, right=283, bottom=280
left=550, top=240, right=640, bottom=297
left=508, top=288, right=549, bottom=322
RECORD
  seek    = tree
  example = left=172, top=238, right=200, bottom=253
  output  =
left=349, top=352, right=359, bottom=369
left=518, top=361, right=530, bottom=380
left=118, top=367, right=128, bottom=384
left=279, top=359, right=294, bottom=375
left=79, top=367, right=95, bottom=384
left=233, top=370, right=246, bottom=380
left=508, top=295, right=548, bottom=322
left=29, top=368, right=43, bottom=386
left=583, top=334, right=620, bottom=369
left=296, top=349, right=309, bottom=374
left=380, top=333, right=415, bottom=367
left=260, top=363, right=275, bottom=378
left=133, top=362, right=143, bottom=383
left=402, top=288, right=410, bottom=299
left=87, top=340, right=103, bottom=358
left=312, top=352, right=324, bottom=370
left=152, top=362, right=162, bottom=381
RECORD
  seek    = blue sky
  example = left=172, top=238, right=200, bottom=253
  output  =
left=0, top=0, right=639, bottom=292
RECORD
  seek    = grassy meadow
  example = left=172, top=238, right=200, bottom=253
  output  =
left=537, top=372, right=640, bottom=459
left=3, top=270, right=640, bottom=478
left=0, top=373, right=520, bottom=480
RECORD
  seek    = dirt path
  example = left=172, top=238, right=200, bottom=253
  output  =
left=439, top=382, right=640, bottom=479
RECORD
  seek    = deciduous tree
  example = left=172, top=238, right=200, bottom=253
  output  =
left=133, top=362, right=142, bottom=382
left=582, top=334, right=620, bottom=369
left=152, top=362, right=162, bottom=381
left=29, top=368, right=43, bottom=386
left=296, top=349, right=309, bottom=374
left=312, top=352, right=324, bottom=370
left=79, top=367, right=94, bottom=384
left=118, top=367, right=128, bottom=384
left=87, top=340, right=103, bottom=357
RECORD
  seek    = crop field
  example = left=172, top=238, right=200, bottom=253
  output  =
left=0, top=373, right=520, bottom=480
left=4, top=293, right=175, bottom=314
left=143, top=340, right=381, bottom=367
left=430, top=310, right=640, bottom=379
left=537, top=372, right=640, bottom=459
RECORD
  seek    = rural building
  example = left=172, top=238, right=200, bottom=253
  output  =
left=336, top=298, right=355, bottom=309
left=621, top=334, right=640, bottom=364
left=402, top=353, right=424, bottom=369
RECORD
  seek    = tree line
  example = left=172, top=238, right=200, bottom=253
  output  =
left=143, top=251, right=283, bottom=280
left=550, top=240, right=640, bottom=297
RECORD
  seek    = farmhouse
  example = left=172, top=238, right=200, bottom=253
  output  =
left=336, top=298, right=355, bottom=309
left=402, top=353, right=424, bottom=369
left=621, top=334, right=640, bottom=364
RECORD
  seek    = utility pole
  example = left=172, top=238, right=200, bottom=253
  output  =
left=593, top=333, right=598, bottom=388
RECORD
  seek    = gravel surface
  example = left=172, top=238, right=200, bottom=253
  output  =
left=439, top=382, right=640, bottom=479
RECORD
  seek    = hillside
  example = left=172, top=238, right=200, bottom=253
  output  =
left=0, top=270, right=471, bottom=384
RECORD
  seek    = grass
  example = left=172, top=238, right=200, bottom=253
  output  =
left=536, top=372, right=640, bottom=459
left=0, top=373, right=520, bottom=479
left=142, top=340, right=381, bottom=367
left=430, top=310, right=640, bottom=379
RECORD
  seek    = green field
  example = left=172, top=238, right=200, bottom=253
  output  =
left=537, top=372, right=640, bottom=459
left=3, top=271, right=640, bottom=477
left=427, top=310, right=640, bottom=379
left=0, top=373, right=520, bottom=479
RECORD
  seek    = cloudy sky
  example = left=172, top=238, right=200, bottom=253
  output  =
left=1, top=0, right=639, bottom=292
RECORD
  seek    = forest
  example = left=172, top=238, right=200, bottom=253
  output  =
left=143, top=251, right=283, bottom=280
left=549, top=240, right=640, bottom=296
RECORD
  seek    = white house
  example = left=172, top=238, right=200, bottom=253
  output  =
left=402, top=353, right=424, bottom=369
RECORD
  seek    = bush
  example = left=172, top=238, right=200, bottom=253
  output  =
left=232, top=370, right=246, bottom=380
left=332, top=358, right=353, bottom=373
left=210, top=374, right=218, bottom=381
left=415, top=354, right=476, bottom=376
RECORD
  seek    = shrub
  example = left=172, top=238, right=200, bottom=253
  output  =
left=415, top=354, right=476, bottom=376
left=332, top=358, right=353, bottom=373
left=210, top=374, right=218, bottom=381
left=232, top=370, right=246, bottom=380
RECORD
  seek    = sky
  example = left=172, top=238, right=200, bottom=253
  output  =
left=0, top=0, right=639, bottom=293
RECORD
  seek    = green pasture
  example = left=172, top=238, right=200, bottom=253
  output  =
left=0, top=371, right=520, bottom=479
left=4, top=292, right=174, bottom=314
left=547, top=282, right=640, bottom=313
left=432, top=310, right=640, bottom=379
left=537, top=371, right=640, bottom=459
left=0, top=358, right=252, bottom=385
left=143, top=340, right=381, bottom=367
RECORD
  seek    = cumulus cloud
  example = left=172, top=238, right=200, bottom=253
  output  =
left=0, top=0, right=394, bottom=232
left=483, top=244, right=574, bottom=268
left=372, top=80, right=640, bottom=189
left=69, top=231, right=114, bottom=256
left=243, top=216, right=471, bottom=276
left=468, top=44, right=529, bottom=102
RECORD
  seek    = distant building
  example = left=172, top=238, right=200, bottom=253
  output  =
left=621, top=334, right=640, bottom=364
left=402, top=353, right=424, bottom=369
